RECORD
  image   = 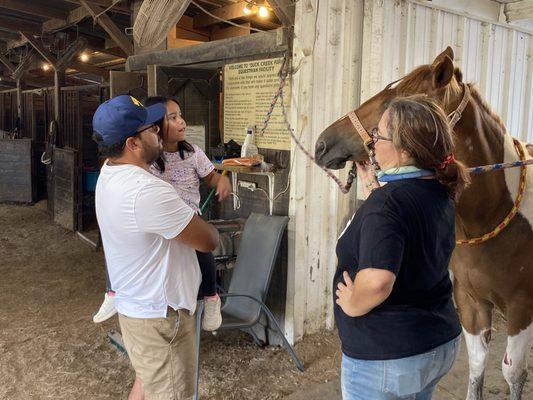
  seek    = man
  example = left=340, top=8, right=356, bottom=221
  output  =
left=93, top=95, right=219, bottom=400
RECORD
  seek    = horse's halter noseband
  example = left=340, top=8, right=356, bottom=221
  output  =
left=345, top=80, right=471, bottom=166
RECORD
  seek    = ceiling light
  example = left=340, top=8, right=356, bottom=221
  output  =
left=258, top=5, right=269, bottom=18
left=42, top=63, right=50, bottom=71
left=243, top=4, right=252, bottom=15
left=80, top=52, right=89, bottom=62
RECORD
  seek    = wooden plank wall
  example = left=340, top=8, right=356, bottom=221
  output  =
left=0, top=139, right=33, bottom=202
left=53, top=148, right=78, bottom=231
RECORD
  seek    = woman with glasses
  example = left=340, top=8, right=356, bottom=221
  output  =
left=335, top=95, right=470, bottom=399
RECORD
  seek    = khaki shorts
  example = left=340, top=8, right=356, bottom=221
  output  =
left=119, top=308, right=197, bottom=400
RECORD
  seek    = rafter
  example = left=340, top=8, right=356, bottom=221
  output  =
left=79, top=0, right=133, bottom=56
left=62, top=0, right=131, bottom=15
left=504, top=0, right=533, bottom=22
left=0, top=52, right=15, bottom=73
left=0, top=29, right=20, bottom=41
left=267, top=0, right=294, bottom=27
left=0, top=16, right=41, bottom=35
left=0, top=0, right=69, bottom=20
left=21, top=32, right=57, bottom=68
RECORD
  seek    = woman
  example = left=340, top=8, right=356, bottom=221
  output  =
left=335, top=95, right=470, bottom=399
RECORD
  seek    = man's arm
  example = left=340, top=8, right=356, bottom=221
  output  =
left=174, top=214, right=219, bottom=252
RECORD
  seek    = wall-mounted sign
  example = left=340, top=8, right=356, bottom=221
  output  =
left=223, top=57, right=291, bottom=151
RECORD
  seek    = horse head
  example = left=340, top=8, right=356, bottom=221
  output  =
left=314, top=47, right=465, bottom=169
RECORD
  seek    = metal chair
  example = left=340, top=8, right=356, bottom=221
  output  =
left=194, top=213, right=304, bottom=400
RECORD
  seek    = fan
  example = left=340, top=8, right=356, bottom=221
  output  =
left=133, top=0, right=192, bottom=48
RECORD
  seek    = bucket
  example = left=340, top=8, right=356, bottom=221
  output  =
left=84, top=170, right=100, bottom=192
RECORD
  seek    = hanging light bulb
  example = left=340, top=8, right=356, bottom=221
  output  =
left=258, top=5, right=269, bottom=18
left=80, top=52, right=89, bottom=62
left=42, top=63, right=50, bottom=71
left=243, top=3, right=252, bottom=15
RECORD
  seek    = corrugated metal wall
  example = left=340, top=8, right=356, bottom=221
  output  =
left=287, top=0, right=364, bottom=343
left=288, top=0, right=532, bottom=341
left=361, top=0, right=533, bottom=142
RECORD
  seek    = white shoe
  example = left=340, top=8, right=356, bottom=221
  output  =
left=202, top=295, right=222, bottom=331
left=93, top=292, right=117, bottom=323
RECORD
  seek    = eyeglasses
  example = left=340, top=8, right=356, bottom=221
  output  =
left=136, top=124, right=159, bottom=135
left=370, top=127, right=392, bottom=144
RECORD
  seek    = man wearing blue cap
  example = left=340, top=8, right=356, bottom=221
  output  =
left=93, top=95, right=219, bottom=400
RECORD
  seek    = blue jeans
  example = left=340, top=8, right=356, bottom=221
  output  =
left=341, top=336, right=460, bottom=399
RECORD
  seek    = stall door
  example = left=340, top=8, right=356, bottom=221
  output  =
left=149, top=66, right=221, bottom=152
left=110, top=71, right=148, bottom=100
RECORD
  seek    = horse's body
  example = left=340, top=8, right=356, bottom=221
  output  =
left=314, top=47, right=533, bottom=400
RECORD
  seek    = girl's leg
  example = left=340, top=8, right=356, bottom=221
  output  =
left=196, top=250, right=217, bottom=297
left=196, top=250, right=221, bottom=331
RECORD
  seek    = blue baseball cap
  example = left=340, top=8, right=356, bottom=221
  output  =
left=92, top=95, right=166, bottom=145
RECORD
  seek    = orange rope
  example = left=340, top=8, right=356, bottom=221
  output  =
left=457, top=138, right=527, bottom=245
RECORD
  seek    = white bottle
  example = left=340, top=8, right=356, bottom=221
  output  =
left=241, top=126, right=258, bottom=158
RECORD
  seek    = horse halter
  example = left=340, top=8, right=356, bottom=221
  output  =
left=345, top=82, right=472, bottom=165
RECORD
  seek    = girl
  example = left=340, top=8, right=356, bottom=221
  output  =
left=93, top=96, right=231, bottom=331
left=146, top=96, right=231, bottom=331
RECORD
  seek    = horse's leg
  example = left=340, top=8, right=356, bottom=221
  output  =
left=502, top=307, right=533, bottom=400
left=454, top=282, right=493, bottom=400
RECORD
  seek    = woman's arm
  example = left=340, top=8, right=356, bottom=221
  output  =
left=336, top=269, right=395, bottom=317
left=203, top=171, right=232, bottom=201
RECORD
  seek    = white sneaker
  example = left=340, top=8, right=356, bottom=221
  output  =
left=202, top=295, right=222, bottom=331
left=93, top=292, right=117, bottom=323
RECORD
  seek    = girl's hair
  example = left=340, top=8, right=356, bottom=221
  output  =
left=385, top=94, right=470, bottom=200
left=144, top=96, right=195, bottom=172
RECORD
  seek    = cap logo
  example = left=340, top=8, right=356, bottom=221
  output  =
left=130, top=96, right=143, bottom=107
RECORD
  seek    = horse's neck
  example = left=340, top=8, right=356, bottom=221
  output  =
left=455, top=94, right=514, bottom=238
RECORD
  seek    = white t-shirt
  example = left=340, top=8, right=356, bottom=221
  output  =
left=95, top=161, right=200, bottom=318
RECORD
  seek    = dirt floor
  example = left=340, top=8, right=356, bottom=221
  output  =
left=0, top=202, right=531, bottom=400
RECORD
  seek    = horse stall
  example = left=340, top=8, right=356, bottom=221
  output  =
left=125, top=28, right=292, bottom=345
left=50, top=85, right=108, bottom=233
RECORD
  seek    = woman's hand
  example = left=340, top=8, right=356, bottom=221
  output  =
left=215, top=174, right=232, bottom=201
left=356, top=161, right=379, bottom=198
left=335, top=271, right=358, bottom=317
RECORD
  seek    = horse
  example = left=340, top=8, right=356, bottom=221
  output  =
left=314, top=47, right=533, bottom=400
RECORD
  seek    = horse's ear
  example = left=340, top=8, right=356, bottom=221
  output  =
left=432, top=55, right=454, bottom=88
left=454, top=67, right=463, bottom=83
left=432, top=46, right=454, bottom=65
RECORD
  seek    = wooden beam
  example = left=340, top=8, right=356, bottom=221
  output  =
left=0, top=0, right=69, bottom=20
left=267, top=0, right=295, bottom=27
left=43, top=7, right=91, bottom=33
left=56, top=37, right=88, bottom=71
left=7, top=7, right=92, bottom=50
left=70, top=60, right=108, bottom=79
left=79, top=0, right=133, bottom=56
left=0, top=16, right=41, bottom=35
left=11, top=50, right=36, bottom=80
left=211, top=23, right=251, bottom=41
left=0, top=52, right=15, bottom=73
left=127, top=27, right=288, bottom=71
left=62, top=0, right=131, bottom=15
left=21, top=33, right=58, bottom=68
left=194, top=2, right=249, bottom=29
left=504, top=0, right=533, bottom=22
left=0, top=29, right=19, bottom=41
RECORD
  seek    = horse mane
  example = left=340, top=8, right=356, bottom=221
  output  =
left=394, top=65, right=462, bottom=109
left=467, top=83, right=508, bottom=134
left=394, top=64, right=508, bottom=136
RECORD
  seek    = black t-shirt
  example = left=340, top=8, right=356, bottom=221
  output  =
left=334, top=178, right=461, bottom=360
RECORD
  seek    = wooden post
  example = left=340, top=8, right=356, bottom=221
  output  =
left=16, top=77, right=22, bottom=124
left=54, top=70, right=65, bottom=121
